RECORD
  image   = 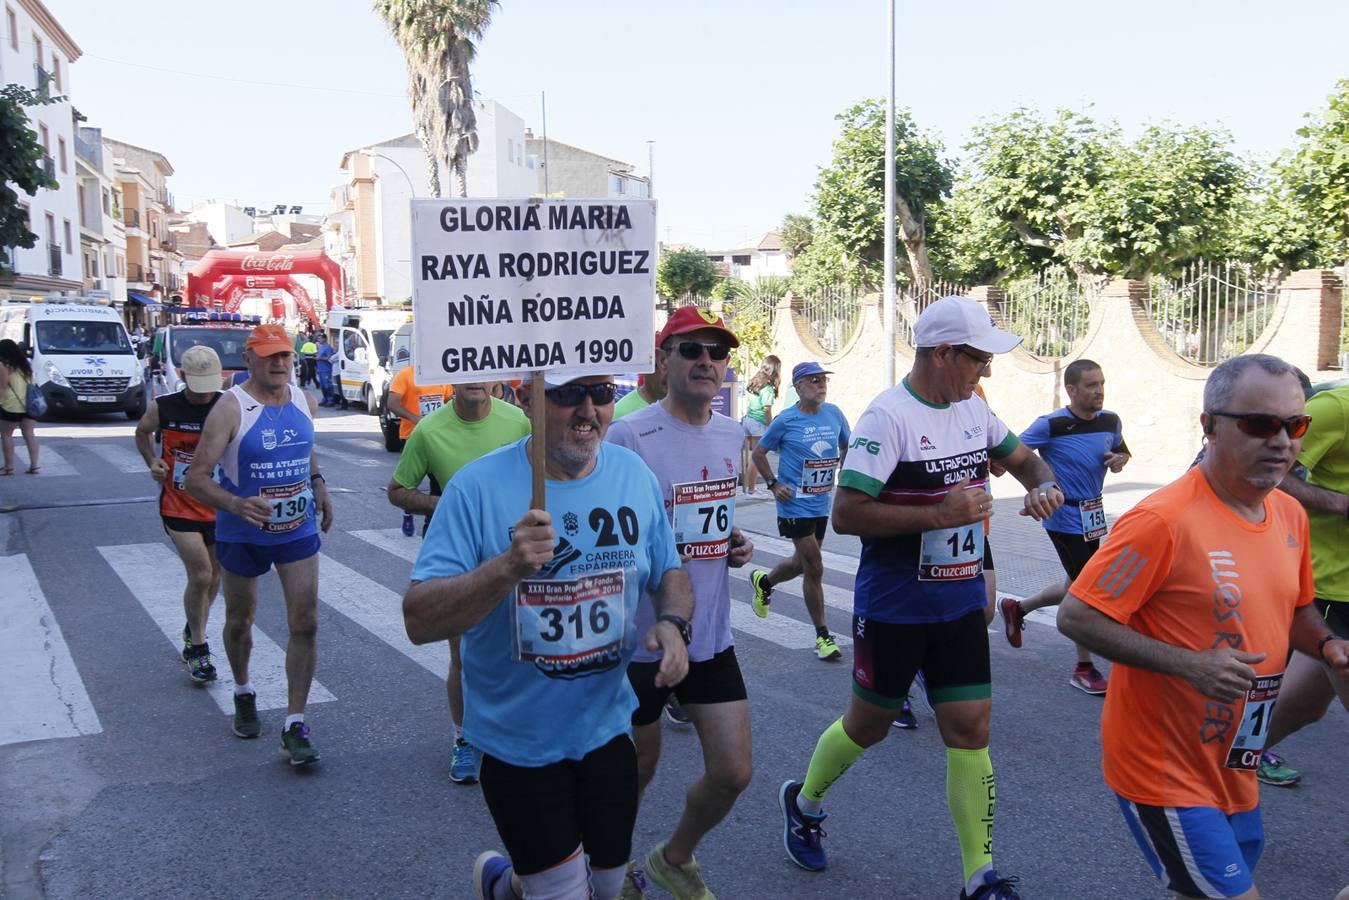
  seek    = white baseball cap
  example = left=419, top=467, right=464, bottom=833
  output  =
left=914, top=295, right=1022, bottom=354
left=179, top=345, right=223, bottom=393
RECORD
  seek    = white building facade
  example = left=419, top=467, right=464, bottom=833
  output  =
left=0, top=0, right=82, bottom=298
left=73, top=125, right=126, bottom=305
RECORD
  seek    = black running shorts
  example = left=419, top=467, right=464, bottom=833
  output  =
left=777, top=516, right=828, bottom=541
left=628, top=646, right=748, bottom=726
left=851, top=609, right=991, bottom=708
left=1047, top=529, right=1101, bottom=580
left=163, top=516, right=217, bottom=547
left=479, top=733, right=637, bottom=875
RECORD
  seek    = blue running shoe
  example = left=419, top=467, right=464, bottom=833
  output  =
left=891, top=697, right=917, bottom=729
left=473, top=850, right=513, bottom=900
left=450, top=737, right=481, bottom=784
left=779, top=780, right=827, bottom=871
left=960, top=870, right=1021, bottom=899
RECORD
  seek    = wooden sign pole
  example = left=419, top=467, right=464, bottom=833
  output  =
left=529, top=370, right=547, bottom=509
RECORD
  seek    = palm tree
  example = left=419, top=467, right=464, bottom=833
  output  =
left=373, top=0, right=497, bottom=198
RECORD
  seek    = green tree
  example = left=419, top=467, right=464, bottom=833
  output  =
left=656, top=248, right=719, bottom=309
left=374, top=0, right=496, bottom=198
left=1284, top=78, right=1349, bottom=261
left=778, top=213, right=814, bottom=259
left=0, top=85, right=61, bottom=274
left=944, top=109, right=1246, bottom=281
left=797, top=100, right=953, bottom=290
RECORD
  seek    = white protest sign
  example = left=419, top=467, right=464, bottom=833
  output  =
left=411, top=198, right=656, bottom=385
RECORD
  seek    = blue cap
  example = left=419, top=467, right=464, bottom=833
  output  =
left=792, top=361, right=832, bottom=384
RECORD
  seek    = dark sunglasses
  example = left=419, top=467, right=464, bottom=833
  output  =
left=672, top=341, right=731, bottom=361
left=1209, top=411, right=1311, bottom=439
left=799, top=375, right=829, bottom=386
left=955, top=346, right=993, bottom=367
left=545, top=382, right=617, bottom=407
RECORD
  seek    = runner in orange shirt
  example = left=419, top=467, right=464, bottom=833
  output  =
left=134, top=345, right=225, bottom=683
left=1059, top=354, right=1349, bottom=900
left=388, top=365, right=454, bottom=442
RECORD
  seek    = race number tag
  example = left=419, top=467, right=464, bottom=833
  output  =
left=514, top=570, right=626, bottom=677
left=171, top=451, right=220, bottom=491
left=1079, top=496, right=1108, bottom=541
left=671, top=478, right=737, bottom=560
left=171, top=449, right=193, bottom=492
left=800, top=457, right=840, bottom=495
left=261, top=480, right=313, bottom=534
left=418, top=394, right=444, bottom=416
left=1225, top=672, right=1282, bottom=770
left=918, top=525, right=984, bottom=581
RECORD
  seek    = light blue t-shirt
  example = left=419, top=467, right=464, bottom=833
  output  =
left=759, top=402, right=852, bottom=519
left=411, top=438, right=680, bottom=767
left=1019, top=408, right=1126, bottom=535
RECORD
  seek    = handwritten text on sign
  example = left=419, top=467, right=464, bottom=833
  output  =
left=411, top=199, right=656, bottom=385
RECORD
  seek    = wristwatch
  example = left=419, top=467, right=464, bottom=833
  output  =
left=657, top=614, right=693, bottom=646
left=765, top=476, right=777, bottom=489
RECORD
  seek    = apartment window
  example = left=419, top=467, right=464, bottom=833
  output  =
left=6, top=7, right=16, bottom=51
left=44, top=213, right=55, bottom=246
left=77, top=184, right=87, bottom=226
left=117, top=255, right=125, bottom=277
left=90, top=252, right=99, bottom=277
left=732, top=255, right=751, bottom=266
left=63, top=219, right=71, bottom=253
left=50, top=54, right=60, bottom=91
left=39, top=123, right=48, bottom=152
left=610, top=174, right=625, bottom=195
left=57, top=136, right=66, bottom=173
left=507, top=139, right=514, bottom=162
left=32, top=33, right=41, bottom=66
left=102, top=189, right=111, bottom=215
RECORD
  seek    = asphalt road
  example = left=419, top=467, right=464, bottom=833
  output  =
left=1, top=403, right=1345, bottom=899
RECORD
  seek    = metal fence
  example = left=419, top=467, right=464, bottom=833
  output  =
left=1145, top=260, right=1281, bottom=366
left=1339, top=264, right=1348, bottom=369
left=797, top=283, right=862, bottom=354
left=897, top=279, right=968, bottom=347
left=998, top=267, right=1095, bottom=358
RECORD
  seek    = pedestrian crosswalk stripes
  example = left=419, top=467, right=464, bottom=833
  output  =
left=98, top=543, right=337, bottom=714
left=11, top=445, right=76, bottom=477
left=339, top=438, right=386, bottom=453
left=4, top=519, right=1059, bottom=749
left=316, top=444, right=385, bottom=468
left=316, top=553, right=448, bottom=677
left=85, top=442, right=151, bottom=474
left=742, top=531, right=859, bottom=576
left=0, top=553, right=102, bottom=747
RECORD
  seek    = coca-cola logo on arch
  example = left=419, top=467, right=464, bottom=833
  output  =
left=241, top=255, right=295, bottom=272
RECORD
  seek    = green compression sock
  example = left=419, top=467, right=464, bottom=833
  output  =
left=800, top=718, right=866, bottom=812
left=946, top=746, right=996, bottom=885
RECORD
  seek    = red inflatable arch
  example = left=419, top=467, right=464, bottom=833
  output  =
left=211, top=274, right=316, bottom=323
left=187, top=249, right=343, bottom=327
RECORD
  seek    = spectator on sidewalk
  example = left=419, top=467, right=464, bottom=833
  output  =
left=315, top=333, right=336, bottom=407
left=0, top=338, right=40, bottom=474
left=741, top=354, right=780, bottom=496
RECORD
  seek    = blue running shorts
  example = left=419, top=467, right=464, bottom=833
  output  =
left=1117, top=795, right=1264, bottom=898
left=217, top=534, right=321, bottom=577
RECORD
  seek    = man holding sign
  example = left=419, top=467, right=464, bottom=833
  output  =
left=606, top=305, right=756, bottom=900
left=999, top=359, right=1129, bottom=695
left=403, top=373, right=692, bottom=900
left=778, top=296, right=1061, bottom=900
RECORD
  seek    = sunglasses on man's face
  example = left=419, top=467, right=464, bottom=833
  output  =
left=545, top=382, right=617, bottom=407
left=1208, top=411, right=1311, bottom=439
left=799, top=375, right=828, bottom=386
left=672, top=341, right=731, bottom=361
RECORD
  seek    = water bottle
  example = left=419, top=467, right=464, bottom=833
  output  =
left=401, top=513, right=414, bottom=537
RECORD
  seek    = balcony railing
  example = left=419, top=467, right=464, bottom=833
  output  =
left=124, top=208, right=140, bottom=228
left=42, top=155, right=55, bottom=180
left=48, top=244, right=62, bottom=276
left=34, top=63, right=53, bottom=98
left=160, top=235, right=177, bottom=251
left=128, top=263, right=145, bottom=282
left=74, top=133, right=101, bottom=167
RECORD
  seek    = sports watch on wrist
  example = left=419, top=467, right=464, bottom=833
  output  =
left=765, top=476, right=777, bottom=489
left=657, top=614, right=693, bottom=645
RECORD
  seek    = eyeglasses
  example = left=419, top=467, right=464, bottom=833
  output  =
left=799, top=375, right=828, bottom=386
left=955, top=346, right=993, bottom=367
left=544, top=382, right=617, bottom=407
left=1208, top=411, right=1312, bottom=439
left=672, top=341, right=731, bottom=361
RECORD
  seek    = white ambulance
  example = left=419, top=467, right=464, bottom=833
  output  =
left=325, top=306, right=410, bottom=413
left=0, top=296, right=146, bottom=419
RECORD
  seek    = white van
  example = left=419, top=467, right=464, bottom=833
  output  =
left=325, top=307, right=410, bottom=413
left=378, top=321, right=415, bottom=451
left=0, top=298, right=146, bottom=419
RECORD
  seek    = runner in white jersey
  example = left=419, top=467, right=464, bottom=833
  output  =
left=779, top=296, right=1063, bottom=900
left=605, top=305, right=755, bottom=900
left=187, top=324, right=333, bottom=767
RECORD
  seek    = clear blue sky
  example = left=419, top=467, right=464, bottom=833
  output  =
left=47, top=0, right=1349, bottom=250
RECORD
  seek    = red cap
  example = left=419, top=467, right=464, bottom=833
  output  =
left=244, top=324, right=294, bottom=357
left=656, top=305, right=739, bottom=349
